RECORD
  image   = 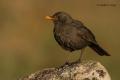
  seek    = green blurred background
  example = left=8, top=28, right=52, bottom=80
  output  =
left=0, top=0, right=120, bottom=80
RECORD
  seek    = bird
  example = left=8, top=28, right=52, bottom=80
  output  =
left=45, top=11, right=110, bottom=61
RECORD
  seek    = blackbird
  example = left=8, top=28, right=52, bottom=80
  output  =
left=45, top=12, right=110, bottom=61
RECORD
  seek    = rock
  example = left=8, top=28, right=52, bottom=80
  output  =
left=19, top=60, right=111, bottom=80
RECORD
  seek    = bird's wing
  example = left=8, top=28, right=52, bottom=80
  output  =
left=79, top=27, right=96, bottom=42
left=80, top=27, right=98, bottom=45
left=73, top=20, right=97, bottom=44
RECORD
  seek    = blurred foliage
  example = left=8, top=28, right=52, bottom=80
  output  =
left=0, top=0, right=120, bottom=80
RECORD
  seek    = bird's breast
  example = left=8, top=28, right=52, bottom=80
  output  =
left=54, top=26, right=78, bottom=42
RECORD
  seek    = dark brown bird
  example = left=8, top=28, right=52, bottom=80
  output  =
left=45, top=12, right=110, bottom=61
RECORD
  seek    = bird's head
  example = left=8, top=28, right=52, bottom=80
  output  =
left=45, top=12, right=73, bottom=24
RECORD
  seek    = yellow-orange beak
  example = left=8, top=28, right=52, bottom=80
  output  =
left=45, top=16, right=54, bottom=20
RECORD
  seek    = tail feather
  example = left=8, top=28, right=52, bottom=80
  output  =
left=89, top=43, right=110, bottom=56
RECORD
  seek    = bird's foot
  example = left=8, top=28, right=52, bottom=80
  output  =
left=65, top=61, right=70, bottom=65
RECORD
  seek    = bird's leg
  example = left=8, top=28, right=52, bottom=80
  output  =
left=78, top=48, right=85, bottom=62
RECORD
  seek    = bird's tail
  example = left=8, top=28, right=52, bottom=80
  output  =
left=89, top=43, right=110, bottom=56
